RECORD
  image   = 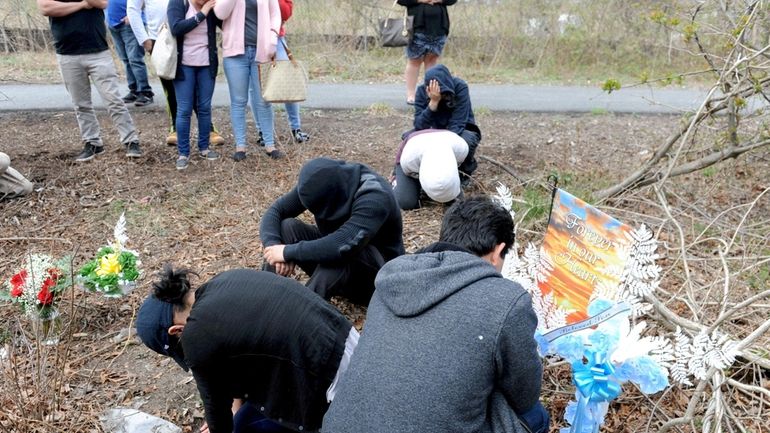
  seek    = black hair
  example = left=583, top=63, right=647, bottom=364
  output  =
left=152, top=264, right=198, bottom=311
left=439, top=195, right=515, bottom=258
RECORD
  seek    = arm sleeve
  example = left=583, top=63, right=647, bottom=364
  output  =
left=445, top=81, right=472, bottom=135
left=495, top=292, right=543, bottom=415
left=259, top=188, right=307, bottom=247
left=168, top=0, right=202, bottom=37
left=279, top=0, right=292, bottom=21
left=282, top=191, right=391, bottom=263
left=268, top=0, right=281, bottom=43
left=397, top=0, right=419, bottom=6
left=127, top=0, right=149, bottom=44
left=413, top=85, right=435, bottom=131
left=213, top=0, right=236, bottom=20
left=442, top=0, right=458, bottom=5
left=193, top=368, right=234, bottom=433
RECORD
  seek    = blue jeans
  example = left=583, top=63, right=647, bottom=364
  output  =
left=223, top=45, right=275, bottom=149
left=275, top=37, right=301, bottom=130
left=109, top=24, right=152, bottom=95
left=173, top=65, right=214, bottom=156
left=233, top=402, right=294, bottom=433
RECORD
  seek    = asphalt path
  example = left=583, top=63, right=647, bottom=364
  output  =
left=0, top=81, right=718, bottom=114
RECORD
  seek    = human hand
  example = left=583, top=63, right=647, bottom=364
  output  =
left=427, top=79, right=441, bottom=111
left=81, top=0, right=93, bottom=9
left=199, top=422, right=209, bottom=433
left=121, top=15, right=129, bottom=24
left=275, top=261, right=295, bottom=277
left=263, top=244, right=286, bottom=266
left=200, top=0, right=215, bottom=15
left=143, top=39, right=154, bottom=53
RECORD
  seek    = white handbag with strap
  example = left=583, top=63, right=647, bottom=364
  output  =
left=151, top=22, right=177, bottom=80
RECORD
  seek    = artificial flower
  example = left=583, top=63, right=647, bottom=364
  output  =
left=95, top=252, right=122, bottom=277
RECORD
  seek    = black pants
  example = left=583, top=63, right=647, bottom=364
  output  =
left=458, top=129, right=481, bottom=178
left=263, top=218, right=385, bottom=306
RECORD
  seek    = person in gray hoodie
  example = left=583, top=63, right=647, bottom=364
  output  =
left=322, top=195, right=549, bottom=433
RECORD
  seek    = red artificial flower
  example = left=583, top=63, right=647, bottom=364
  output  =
left=10, top=269, right=27, bottom=297
left=38, top=284, right=54, bottom=305
left=47, top=267, right=62, bottom=282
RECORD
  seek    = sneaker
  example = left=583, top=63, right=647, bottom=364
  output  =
left=126, top=141, right=142, bottom=158
left=201, top=149, right=220, bottom=160
left=232, top=151, right=247, bottom=161
left=176, top=156, right=189, bottom=170
left=257, top=131, right=265, bottom=147
left=460, top=175, right=472, bottom=189
left=292, top=129, right=309, bottom=143
left=122, top=92, right=138, bottom=103
left=209, top=131, right=225, bottom=146
left=74, top=142, right=105, bottom=162
left=134, top=94, right=153, bottom=107
left=166, top=131, right=178, bottom=146
left=265, top=148, right=284, bottom=160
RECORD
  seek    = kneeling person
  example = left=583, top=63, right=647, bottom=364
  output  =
left=260, top=158, right=404, bottom=306
left=137, top=266, right=358, bottom=433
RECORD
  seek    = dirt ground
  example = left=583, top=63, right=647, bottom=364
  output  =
left=1, top=107, right=768, bottom=432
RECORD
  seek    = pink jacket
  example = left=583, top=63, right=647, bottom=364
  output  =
left=214, top=0, right=280, bottom=62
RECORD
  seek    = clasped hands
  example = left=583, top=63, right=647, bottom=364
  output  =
left=263, top=244, right=296, bottom=277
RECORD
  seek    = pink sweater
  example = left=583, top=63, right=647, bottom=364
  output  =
left=214, top=0, right=280, bottom=62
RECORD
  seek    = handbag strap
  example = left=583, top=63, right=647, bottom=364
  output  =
left=385, top=0, right=401, bottom=20
left=269, top=37, right=299, bottom=68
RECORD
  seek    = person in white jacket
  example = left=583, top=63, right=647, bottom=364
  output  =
left=391, top=129, right=468, bottom=210
left=0, top=153, right=33, bottom=200
left=126, top=0, right=224, bottom=147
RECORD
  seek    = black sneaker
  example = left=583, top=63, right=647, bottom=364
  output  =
left=292, top=129, right=309, bottom=143
left=256, top=131, right=265, bottom=147
left=126, top=141, right=142, bottom=158
left=122, top=92, right=138, bottom=103
left=134, top=94, right=153, bottom=107
left=232, top=151, right=247, bottom=161
left=265, top=148, right=285, bottom=160
left=74, top=142, right=105, bottom=162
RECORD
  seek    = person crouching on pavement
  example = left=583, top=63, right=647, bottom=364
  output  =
left=136, top=265, right=359, bottom=433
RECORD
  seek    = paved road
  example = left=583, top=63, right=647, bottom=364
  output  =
left=0, top=81, right=716, bottom=114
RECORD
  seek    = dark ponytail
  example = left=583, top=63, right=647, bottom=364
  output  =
left=152, top=264, right=198, bottom=307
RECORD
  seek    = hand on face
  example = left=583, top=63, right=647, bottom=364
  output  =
left=200, top=0, right=215, bottom=15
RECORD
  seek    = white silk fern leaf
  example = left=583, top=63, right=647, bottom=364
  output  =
left=113, top=212, right=128, bottom=251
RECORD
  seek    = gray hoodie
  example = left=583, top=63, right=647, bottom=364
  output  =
left=322, top=249, right=543, bottom=433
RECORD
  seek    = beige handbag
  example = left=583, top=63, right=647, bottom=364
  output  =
left=258, top=39, right=308, bottom=103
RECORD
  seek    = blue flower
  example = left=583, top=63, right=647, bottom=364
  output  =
left=551, top=334, right=586, bottom=363
left=616, top=356, right=669, bottom=394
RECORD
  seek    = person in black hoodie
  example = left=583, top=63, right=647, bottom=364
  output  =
left=260, top=158, right=404, bottom=306
left=136, top=266, right=359, bottom=433
left=411, top=64, right=481, bottom=186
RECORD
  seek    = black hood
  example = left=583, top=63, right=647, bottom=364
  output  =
left=424, top=64, right=456, bottom=97
left=297, top=158, right=362, bottom=221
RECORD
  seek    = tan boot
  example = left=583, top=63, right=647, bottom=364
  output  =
left=166, top=131, right=178, bottom=146
left=210, top=131, right=225, bottom=146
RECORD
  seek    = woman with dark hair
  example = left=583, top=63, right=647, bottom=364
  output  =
left=136, top=265, right=358, bottom=433
left=397, top=0, right=457, bottom=105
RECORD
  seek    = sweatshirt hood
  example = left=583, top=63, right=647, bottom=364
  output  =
left=297, top=158, right=362, bottom=221
left=424, top=64, right=456, bottom=96
left=375, top=244, right=501, bottom=317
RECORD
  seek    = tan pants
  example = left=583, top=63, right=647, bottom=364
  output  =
left=57, top=50, right=139, bottom=146
left=0, top=153, right=33, bottom=199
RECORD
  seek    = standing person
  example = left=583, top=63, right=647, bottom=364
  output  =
left=167, top=0, right=220, bottom=170
left=127, top=0, right=225, bottom=146
left=412, top=64, right=481, bottom=186
left=215, top=0, right=284, bottom=161
left=274, top=0, right=309, bottom=143
left=397, top=0, right=456, bottom=105
left=107, top=0, right=154, bottom=106
left=37, top=0, right=142, bottom=161
left=137, top=266, right=359, bottom=433
left=322, top=196, right=550, bottom=433
left=260, top=158, right=404, bottom=306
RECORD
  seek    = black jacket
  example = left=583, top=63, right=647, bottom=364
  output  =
left=167, top=0, right=220, bottom=79
left=181, top=269, right=353, bottom=433
left=414, top=64, right=481, bottom=137
left=397, top=0, right=457, bottom=37
left=260, top=158, right=405, bottom=265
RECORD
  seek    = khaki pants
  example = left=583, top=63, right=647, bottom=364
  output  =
left=57, top=50, right=139, bottom=146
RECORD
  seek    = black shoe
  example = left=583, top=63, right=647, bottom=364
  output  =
left=134, top=94, right=153, bottom=107
left=460, top=175, right=472, bottom=189
left=75, top=142, right=105, bottom=162
left=265, top=148, right=285, bottom=160
left=292, top=129, right=309, bottom=143
left=122, top=92, right=138, bottom=103
left=126, top=141, right=142, bottom=158
left=232, top=151, right=247, bottom=161
left=257, top=131, right=265, bottom=147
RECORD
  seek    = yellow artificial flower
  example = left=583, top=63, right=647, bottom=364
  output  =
left=95, top=253, right=122, bottom=276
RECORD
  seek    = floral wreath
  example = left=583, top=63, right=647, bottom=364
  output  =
left=78, top=213, right=141, bottom=297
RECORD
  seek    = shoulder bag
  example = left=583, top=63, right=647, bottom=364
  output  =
left=258, top=39, right=308, bottom=103
left=379, top=0, right=413, bottom=47
left=151, top=22, right=177, bottom=80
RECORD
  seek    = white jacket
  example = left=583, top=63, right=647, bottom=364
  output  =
left=400, top=130, right=468, bottom=203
